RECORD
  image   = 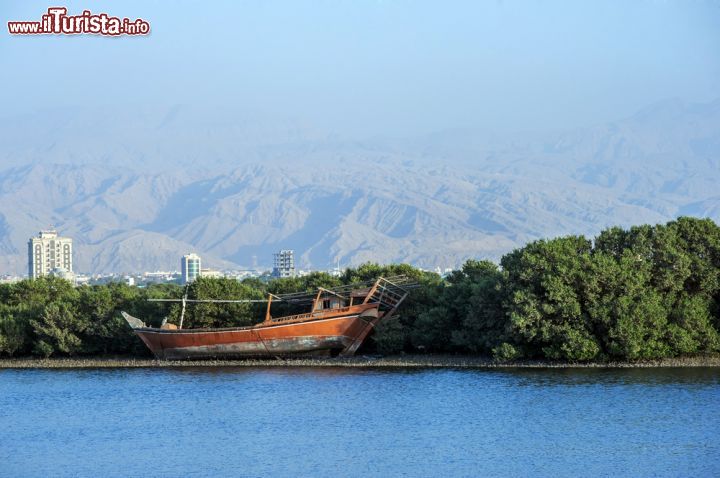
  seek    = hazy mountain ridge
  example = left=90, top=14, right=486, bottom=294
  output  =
left=0, top=99, right=718, bottom=275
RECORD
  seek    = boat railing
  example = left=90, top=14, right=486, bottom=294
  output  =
left=270, top=306, right=354, bottom=323
left=363, top=277, right=410, bottom=313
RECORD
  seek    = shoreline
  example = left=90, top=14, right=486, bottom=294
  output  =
left=1, top=354, right=720, bottom=370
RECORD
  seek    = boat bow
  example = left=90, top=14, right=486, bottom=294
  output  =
left=121, top=311, right=147, bottom=329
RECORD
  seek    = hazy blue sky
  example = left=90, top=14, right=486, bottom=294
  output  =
left=1, top=0, right=719, bottom=136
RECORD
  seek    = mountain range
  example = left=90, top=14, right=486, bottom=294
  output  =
left=1, top=98, right=718, bottom=275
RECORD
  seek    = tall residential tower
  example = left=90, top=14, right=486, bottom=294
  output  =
left=181, top=253, right=202, bottom=284
left=28, top=229, right=73, bottom=279
left=272, top=250, right=295, bottom=278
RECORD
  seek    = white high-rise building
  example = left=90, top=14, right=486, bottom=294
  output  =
left=272, top=250, right=295, bottom=278
left=28, top=230, right=73, bottom=279
left=181, top=253, right=202, bottom=284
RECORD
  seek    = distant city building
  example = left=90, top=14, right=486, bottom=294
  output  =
left=272, top=250, right=295, bottom=278
left=49, top=267, right=75, bottom=282
left=27, top=229, right=73, bottom=279
left=200, top=268, right=222, bottom=279
left=74, top=274, right=91, bottom=286
left=226, top=269, right=263, bottom=281
left=135, top=271, right=180, bottom=285
left=181, top=253, right=202, bottom=284
left=329, top=259, right=342, bottom=277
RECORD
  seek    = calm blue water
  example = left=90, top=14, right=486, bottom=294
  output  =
left=0, top=367, right=718, bottom=477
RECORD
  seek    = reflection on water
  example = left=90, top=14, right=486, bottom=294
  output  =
left=0, top=366, right=718, bottom=477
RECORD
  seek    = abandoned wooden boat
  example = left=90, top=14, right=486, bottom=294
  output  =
left=122, top=276, right=415, bottom=360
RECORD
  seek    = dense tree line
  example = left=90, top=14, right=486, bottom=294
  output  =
left=1, top=217, right=718, bottom=361
left=406, top=216, right=720, bottom=361
left=0, top=280, right=178, bottom=357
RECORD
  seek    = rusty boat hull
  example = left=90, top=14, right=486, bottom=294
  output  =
left=124, top=305, right=381, bottom=360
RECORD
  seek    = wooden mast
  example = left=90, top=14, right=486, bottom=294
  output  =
left=264, top=293, right=273, bottom=322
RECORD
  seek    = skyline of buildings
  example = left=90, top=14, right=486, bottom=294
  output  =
left=16, top=230, right=454, bottom=285
left=22, top=234, right=308, bottom=284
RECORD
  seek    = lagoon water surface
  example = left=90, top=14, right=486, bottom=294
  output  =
left=0, top=367, right=718, bottom=477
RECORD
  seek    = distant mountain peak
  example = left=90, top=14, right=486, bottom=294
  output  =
left=0, top=98, right=718, bottom=274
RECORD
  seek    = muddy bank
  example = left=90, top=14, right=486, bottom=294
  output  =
left=1, top=354, right=720, bottom=369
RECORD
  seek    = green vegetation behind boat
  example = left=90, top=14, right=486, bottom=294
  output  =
left=0, top=217, right=718, bottom=362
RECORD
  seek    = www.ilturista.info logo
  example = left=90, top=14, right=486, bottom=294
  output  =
left=8, top=7, right=150, bottom=36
